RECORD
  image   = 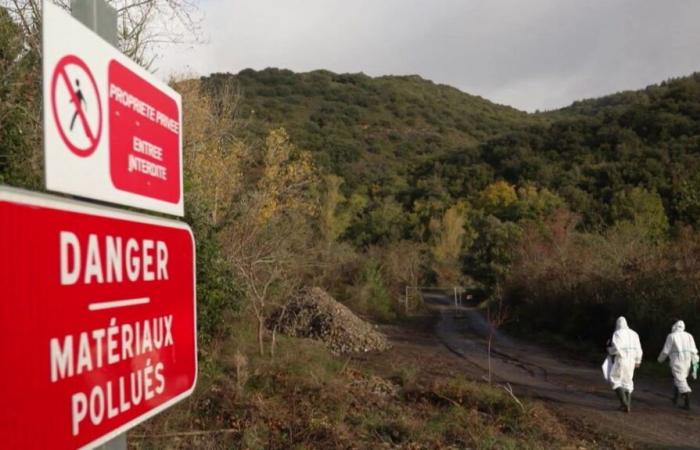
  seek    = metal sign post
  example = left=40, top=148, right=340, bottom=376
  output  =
left=71, top=0, right=118, bottom=47
left=70, top=5, right=124, bottom=449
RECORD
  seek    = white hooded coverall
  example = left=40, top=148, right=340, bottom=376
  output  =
left=657, top=320, right=699, bottom=394
left=608, top=317, right=643, bottom=392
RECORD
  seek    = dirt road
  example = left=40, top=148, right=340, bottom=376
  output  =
left=418, top=294, right=700, bottom=449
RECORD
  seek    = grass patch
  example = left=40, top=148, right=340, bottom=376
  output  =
left=131, top=317, right=630, bottom=449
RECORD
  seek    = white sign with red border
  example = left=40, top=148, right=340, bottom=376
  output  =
left=42, top=1, right=184, bottom=216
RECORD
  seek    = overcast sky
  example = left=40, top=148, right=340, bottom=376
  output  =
left=159, top=0, right=700, bottom=112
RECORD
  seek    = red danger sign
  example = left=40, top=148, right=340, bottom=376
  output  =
left=0, top=188, right=197, bottom=449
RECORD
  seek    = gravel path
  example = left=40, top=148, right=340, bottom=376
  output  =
left=424, top=293, right=700, bottom=450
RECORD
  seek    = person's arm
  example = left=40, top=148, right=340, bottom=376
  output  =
left=635, top=334, right=643, bottom=366
left=690, top=335, right=699, bottom=365
left=607, top=334, right=618, bottom=356
left=658, top=334, right=672, bottom=363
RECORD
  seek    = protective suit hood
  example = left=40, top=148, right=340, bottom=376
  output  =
left=672, top=320, right=685, bottom=333
left=616, top=316, right=629, bottom=331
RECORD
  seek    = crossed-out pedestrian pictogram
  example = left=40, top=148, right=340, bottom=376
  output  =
left=51, top=54, right=102, bottom=157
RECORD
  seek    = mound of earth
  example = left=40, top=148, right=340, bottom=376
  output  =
left=269, top=287, right=390, bottom=354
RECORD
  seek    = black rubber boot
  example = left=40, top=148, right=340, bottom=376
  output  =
left=682, top=393, right=690, bottom=410
left=672, top=387, right=679, bottom=405
left=615, top=388, right=627, bottom=411
left=625, top=390, right=632, bottom=413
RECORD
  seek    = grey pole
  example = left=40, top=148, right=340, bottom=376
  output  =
left=70, top=3, right=125, bottom=449
left=71, top=0, right=118, bottom=47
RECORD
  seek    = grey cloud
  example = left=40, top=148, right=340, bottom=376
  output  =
left=159, top=0, right=700, bottom=111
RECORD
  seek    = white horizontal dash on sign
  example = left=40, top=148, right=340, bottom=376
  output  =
left=88, top=297, right=150, bottom=311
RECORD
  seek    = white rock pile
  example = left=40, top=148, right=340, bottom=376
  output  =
left=270, top=287, right=391, bottom=354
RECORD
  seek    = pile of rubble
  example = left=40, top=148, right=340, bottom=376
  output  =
left=346, top=368, right=399, bottom=398
left=269, top=287, right=391, bottom=354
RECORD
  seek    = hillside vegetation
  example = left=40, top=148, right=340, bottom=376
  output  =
left=1, top=4, right=698, bottom=444
left=202, top=69, right=542, bottom=191
left=205, top=69, right=700, bottom=231
left=198, top=68, right=700, bottom=351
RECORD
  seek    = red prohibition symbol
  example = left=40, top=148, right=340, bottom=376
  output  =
left=51, top=54, right=103, bottom=157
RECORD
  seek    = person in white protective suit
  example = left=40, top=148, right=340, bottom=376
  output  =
left=607, top=316, right=643, bottom=413
left=657, top=320, right=699, bottom=410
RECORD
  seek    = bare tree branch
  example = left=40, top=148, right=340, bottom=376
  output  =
left=1, top=0, right=203, bottom=68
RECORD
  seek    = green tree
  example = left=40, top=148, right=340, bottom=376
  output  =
left=319, top=174, right=366, bottom=247
left=611, top=187, right=669, bottom=241
left=673, top=174, right=700, bottom=228
left=515, top=185, right=566, bottom=220
left=352, top=196, right=405, bottom=245
left=478, top=181, right=518, bottom=221
left=0, top=7, right=41, bottom=188
left=466, top=215, right=522, bottom=286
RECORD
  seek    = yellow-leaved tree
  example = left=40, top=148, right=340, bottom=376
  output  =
left=478, top=180, right=518, bottom=219
left=173, top=78, right=247, bottom=341
left=254, top=129, right=317, bottom=225
left=223, top=129, right=320, bottom=356
left=179, top=78, right=243, bottom=228
left=430, top=202, right=474, bottom=287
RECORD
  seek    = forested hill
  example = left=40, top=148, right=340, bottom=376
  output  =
left=479, top=72, right=700, bottom=226
left=201, top=68, right=700, bottom=231
left=554, top=73, right=700, bottom=119
left=201, top=69, right=541, bottom=189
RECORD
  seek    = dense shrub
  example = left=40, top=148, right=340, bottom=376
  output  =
left=505, top=210, right=700, bottom=354
left=0, top=8, right=42, bottom=189
left=349, top=258, right=397, bottom=322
